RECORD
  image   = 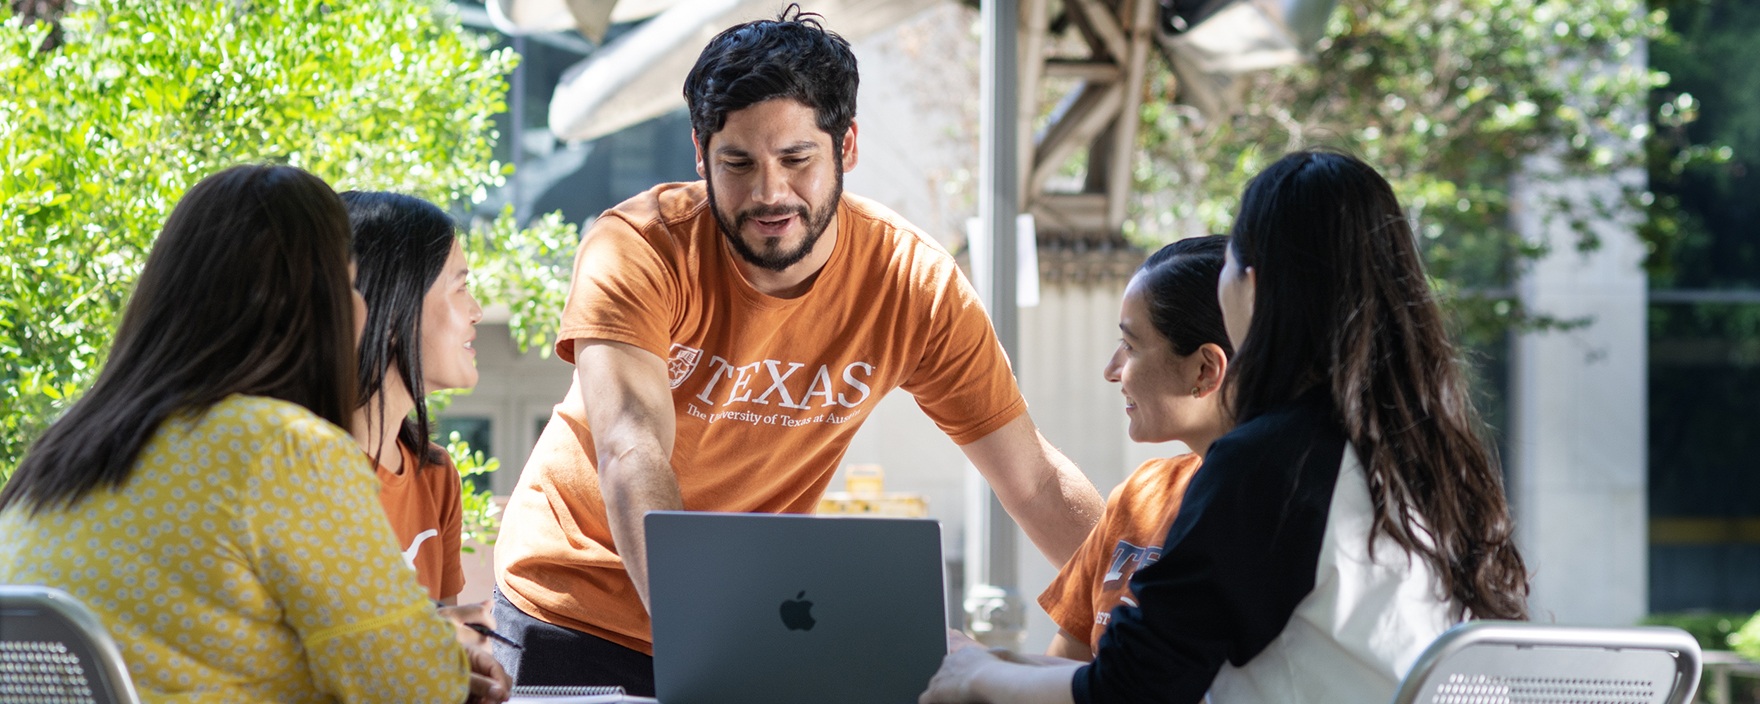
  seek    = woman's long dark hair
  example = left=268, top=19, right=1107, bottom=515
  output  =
left=1223, top=149, right=1529, bottom=620
left=341, top=191, right=454, bottom=471
left=0, top=165, right=358, bottom=513
left=1137, top=235, right=1234, bottom=359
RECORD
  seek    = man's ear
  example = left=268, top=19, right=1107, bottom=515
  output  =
left=692, top=129, right=706, bottom=179
left=839, top=121, right=858, bottom=172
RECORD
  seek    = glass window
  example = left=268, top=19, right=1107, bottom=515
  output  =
left=1646, top=0, right=1760, bottom=614
left=1648, top=301, right=1760, bottom=612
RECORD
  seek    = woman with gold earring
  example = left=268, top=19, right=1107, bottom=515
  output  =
left=1036, top=235, right=1234, bottom=661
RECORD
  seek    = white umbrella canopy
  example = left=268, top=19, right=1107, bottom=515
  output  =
left=544, top=0, right=940, bottom=143
left=485, top=0, right=681, bottom=40
left=1158, top=0, right=1339, bottom=116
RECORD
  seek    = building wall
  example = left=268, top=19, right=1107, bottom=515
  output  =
left=1507, top=41, right=1652, bottom=626
left=1509, top=159, right=1651, bottom=625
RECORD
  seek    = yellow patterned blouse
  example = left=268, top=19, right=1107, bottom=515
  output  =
left=0, top=395, right=470, bottom=703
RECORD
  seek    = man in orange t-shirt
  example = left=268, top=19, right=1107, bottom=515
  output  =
left=491, top=7, right=1104, bottom=694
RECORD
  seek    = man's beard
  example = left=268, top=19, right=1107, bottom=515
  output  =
left=706, top=160, right=843, bottom=273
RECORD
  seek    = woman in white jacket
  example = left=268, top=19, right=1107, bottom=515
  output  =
left=920, top=149, right=1530, bottom=704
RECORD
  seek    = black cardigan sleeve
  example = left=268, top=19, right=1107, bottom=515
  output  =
left=1073, top=391, right=1348, bottom=704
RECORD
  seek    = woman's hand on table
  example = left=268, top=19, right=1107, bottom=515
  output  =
left=920, top=629, right=1083, bottom=704
left=919, top=630, right=996, bottom=702
left=463, top=640, right=511, bottom=704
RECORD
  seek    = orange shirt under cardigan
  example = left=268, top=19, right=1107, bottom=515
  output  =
left=496, top=182, right=1027, bottom=654
left=1038, top=455, right=1203, bottom=653
left=374, top=440, right=465, bottom=602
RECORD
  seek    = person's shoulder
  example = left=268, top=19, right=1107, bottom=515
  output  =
left=584, top=183, right=713, bottom=279
left=600, top=181, right=711, bottom=232
left=196, top=396, right=365, bottom=486
left=403, top=439, right=462, bottom=499
left=1221, top=389, right=1340, bottom=447
left=1120, top=454, right=1202, bottom=490
left=1202, top=390, right=1345, bottom=491
left=203, top=395, right=343, bottom=441
left=416, top=440, right=456, bottom=468
left=415, top=440, right=461, bottom=479
left=652, top=181, right=713, bottom=225
left=1106, top=454, right=1202, bottom=511
left=839, top=191, right=953, bottom=257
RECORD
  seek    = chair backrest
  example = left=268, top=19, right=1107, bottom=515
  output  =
left=1391, top=620, right=1702, bottom=704
left=0, top=586, right=141, bottom=704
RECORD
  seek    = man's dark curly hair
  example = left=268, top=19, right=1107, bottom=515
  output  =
left=683, top=4, right=858, bottom=150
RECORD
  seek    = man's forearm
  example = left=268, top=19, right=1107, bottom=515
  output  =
left=599, top=446, right=683, bottom=611
left=961, top=416, right=1104, bottom=567
left=1012, top=458, right=1104, bottom=566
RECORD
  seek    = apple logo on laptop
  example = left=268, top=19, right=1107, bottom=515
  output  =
left=779, top=591, right=816, bottom=631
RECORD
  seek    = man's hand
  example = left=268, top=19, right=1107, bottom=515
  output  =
left=959, top=414, right=1103, bottom=566
left=576, top=339, right=681, bottom=610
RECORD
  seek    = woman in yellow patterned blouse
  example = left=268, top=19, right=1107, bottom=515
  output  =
left=0, top=165, right=508, bottom=703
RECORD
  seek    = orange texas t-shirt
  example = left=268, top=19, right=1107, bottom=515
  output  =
left=1038, top=454, right=1203, bottom=654
left=375, top=439, right=465, bottom=602
left=496, top=181, right=1027, bottom=654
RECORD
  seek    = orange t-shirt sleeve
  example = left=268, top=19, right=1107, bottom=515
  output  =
left=900, top=268, right=1027, bottom=445
left=553, top=207, right=681, bottom=365
left=1039, top=481, right=1129, bottom=639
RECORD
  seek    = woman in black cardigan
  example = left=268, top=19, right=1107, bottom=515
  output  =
left=920, top=150, right=1530, bottom=704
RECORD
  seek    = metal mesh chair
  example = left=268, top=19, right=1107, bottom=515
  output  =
left=1392, top=620, right=1702, bottom=704
left=0, top=586, right=140, bottom=704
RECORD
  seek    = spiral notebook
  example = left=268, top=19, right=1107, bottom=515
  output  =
left=507, top=684, right=658, bottom=703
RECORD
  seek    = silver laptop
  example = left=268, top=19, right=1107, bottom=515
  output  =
left=646, top=511, right=947, bottom=704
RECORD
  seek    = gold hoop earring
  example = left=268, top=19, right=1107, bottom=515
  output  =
left=1190, top=386, right=1202, bottom=397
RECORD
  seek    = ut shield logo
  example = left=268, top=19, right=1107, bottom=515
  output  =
left=667, top=343, right=703, bottom=389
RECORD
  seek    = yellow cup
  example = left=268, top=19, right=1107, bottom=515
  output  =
left=845, top=464, right=884, bottom=496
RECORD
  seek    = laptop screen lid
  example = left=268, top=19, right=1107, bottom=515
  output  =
left=646, top=511, right=947, bottom=704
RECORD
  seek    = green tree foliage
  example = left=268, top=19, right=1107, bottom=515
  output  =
left=1128, top=0, right=1687, bottom=345
left=444, top=431, right=501, bottom=550
left=467, top=206, right=579, bottom=359
left=1641, top=610, right=1751, bottom=651
left=0, top=0, right=564, bottom=482
left=1736, top=611, right=1760, bottom=661
left=1647, top=0, right=1760, bottom=364
left=1648, top=0, right=1759, bottom=287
